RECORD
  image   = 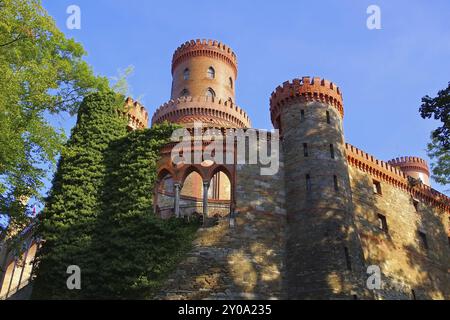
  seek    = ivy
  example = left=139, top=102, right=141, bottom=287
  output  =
left=32, top=91, right=197, bottom=299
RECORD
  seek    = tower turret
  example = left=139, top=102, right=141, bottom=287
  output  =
left=171, top=39, right=237, bottom=103
left=270, top=76, right=367, bottom=299
left=152, top=39, right=250, bottom=128
left=123, top=97, right=149, bottom=130
left=388, top=156, right=431, bottom=186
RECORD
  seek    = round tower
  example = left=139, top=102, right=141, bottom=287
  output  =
left=171, top=39, right=237, bottom=103
left=152, top=39, right=252, bottom=221
left=270, top=77, right=367, bottom=299
left=152, top=39, right=251, bottom=128
left=388, top=156, right=431, bottom=186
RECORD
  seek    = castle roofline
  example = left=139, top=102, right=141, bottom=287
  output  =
left=151, top=95, right=251, bottom=129
left=346, top=143, right=450, bottom=213
left=270, top=77, right=344, bottom=128
left=172, top=39, right=238, bottom=77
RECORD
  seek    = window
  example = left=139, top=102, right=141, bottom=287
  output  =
left=330, top=144, right=335, bottom=159
left=303, top=143, right=309, bottom=157
left=378, top=214, right=388, bottom=233
left=326, top=111, right=331, bottom=124
left=306, top=174, right=312, bottom=192
left=413, top=199, right=419, bottom=212
left=334, top=175, right=339, bottom=192
left=344, top=247, right=352, bottom=271
left=183, top=68, right=190, bottom=80
left=229, top=77, right=233, bottom=88
left=411, top=289, right=417, bottom=300
left=180, top=89, right=190, bottom=97
left=207, top=67, right=215, bottom=79
left=373, top=180, right=382, bottom=195
left=206, top=88, right=216, bottom=99
left=300, top=110, right=305, bottom=121
left=418, top=231, right=428, bottom=250
left=448, top=237, right=450, bottom=248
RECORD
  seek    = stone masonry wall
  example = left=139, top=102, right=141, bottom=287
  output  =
left=348, top=166, right=450, bottom=299
left=156, top=161, right=287, bottom=300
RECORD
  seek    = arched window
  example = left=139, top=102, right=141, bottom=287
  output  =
left=229, top=77, right=233, bottom=88
left=183, top=68, right=190, bottom=80
left=180, top=88, right=190, bottom=97
left=206, top=88, right=216, bottom=99
left=207, top=67, right=215, bottom=79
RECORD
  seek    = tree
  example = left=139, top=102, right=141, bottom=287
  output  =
left=420, top=82, right=450, bottom=187
left=0, top=0, right=109, bottom=232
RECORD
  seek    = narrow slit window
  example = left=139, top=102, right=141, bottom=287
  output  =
left=303, top=143, right=309, bottom=157
left=326, top=111, right=331, bottom=124
left=306, top=174, right=312, bottom=192
left=413, top=199, right=419, bottom=212
left=378, top=214, right=388, bottom=233
left=418, top=231, right=428, bottom=250
left=330, top=144, right=335, bottom=159
left=300, top=110, right=305, bottom=121
left=344, top=247, right=352, bottom=271
left=334, top=175, right=339, bottom=191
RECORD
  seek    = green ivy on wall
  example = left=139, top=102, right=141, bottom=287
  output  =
left=32, top=91, right=197, bottom=299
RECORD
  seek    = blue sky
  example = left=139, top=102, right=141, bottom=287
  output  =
left=40, top=0, right=449, bottom=194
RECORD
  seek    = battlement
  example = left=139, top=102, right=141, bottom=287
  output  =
left=270, top=77, right=344, bottom=128
left=151, top=95, right=251, bottom=128
left=123, top=97, right=149, bottom=130
left=345, top=143, right=450, bottom=213
left=388, top=156, right=430, bottom=174
left=172, top=39, right=238, bottom=76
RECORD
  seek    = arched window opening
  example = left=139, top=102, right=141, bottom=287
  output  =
left=180, top=88, right=190, bottom=97
left=181, top=170, right=203, bottom=199
left=207, top=67, right=215, bottom=79
left=183, top=68, right=190, bottom=80
left=206, top=88, right=216, bottom=99
left=208, top=171, right=231, bottom=201
left=229, top=77, right=233, bottom=88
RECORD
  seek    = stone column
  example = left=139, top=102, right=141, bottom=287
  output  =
left=174, top=183, right=181, bottom=218
left=202, top=181, right=210, bottom=219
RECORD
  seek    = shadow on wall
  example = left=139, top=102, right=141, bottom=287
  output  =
left=349, top=170, right=450, bottom=300
left=155, top=211, right=286, bottom=300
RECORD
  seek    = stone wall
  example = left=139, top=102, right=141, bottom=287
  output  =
left=348, top=166, right=450, bottom=299
left=156, top=161, right=287, bottom=300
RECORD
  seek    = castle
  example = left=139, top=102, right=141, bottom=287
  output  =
left=149, top=39, right=450, bottom=300
left=1, top=38, right=449, bottom=300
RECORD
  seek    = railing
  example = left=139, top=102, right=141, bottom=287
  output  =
left=158, top=201, right=231, bottom=218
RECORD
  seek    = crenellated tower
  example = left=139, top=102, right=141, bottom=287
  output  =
left=270, top=77, right=368, bottom=299
left=123, top=97, right=149, bottom=130
left=152, top=39, right=251, bottom=128
left=388, top=156, right=431, bottom=186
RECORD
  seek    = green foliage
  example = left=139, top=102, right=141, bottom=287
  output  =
left=31, top=91, right=127, bottom=299
left=427, top=137, right=450, bottom=187
left=420, top=82, right=450, bottom=187
left=32, top=92, right=197, bottom=299
left=93, top=126, right=198, bottom=298
left=0, top=0, right=109, bottom=228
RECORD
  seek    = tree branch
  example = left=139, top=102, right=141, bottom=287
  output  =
left=0, top=36, right=24, bottom=48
